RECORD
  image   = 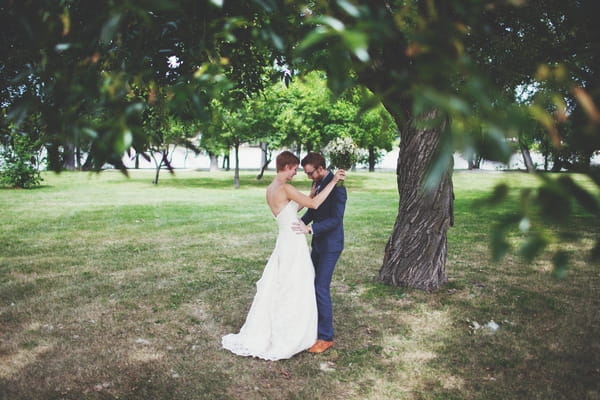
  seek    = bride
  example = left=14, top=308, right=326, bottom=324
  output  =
left=222, top=151, right=345, bottom=360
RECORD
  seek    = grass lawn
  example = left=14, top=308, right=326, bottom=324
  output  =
left=1, top=169, right=598, bottom=399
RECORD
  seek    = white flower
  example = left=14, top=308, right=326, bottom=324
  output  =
left=324, top=137, right=360, bottom=169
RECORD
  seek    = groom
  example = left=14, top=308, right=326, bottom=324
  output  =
left=293, top=152, right=347, bottom=354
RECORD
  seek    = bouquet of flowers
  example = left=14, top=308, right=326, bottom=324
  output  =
left=324, top=137, right=360, bottom=186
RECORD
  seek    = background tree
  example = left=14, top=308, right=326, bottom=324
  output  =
left=242, top=87, right=289, bottom=180
left=464, top=0, right=600, bottom=268
left=0, top=126, right=43, bottom=189
left=258, top=72, right=397, bottom=171
left=344, top=87, right=398, bottom=171
left=1, top=0, right=274, bottom=171
left=0, top=105, right=45, bottom=188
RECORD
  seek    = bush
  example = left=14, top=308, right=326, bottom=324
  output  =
left=0, top=134, right=43, bottom=188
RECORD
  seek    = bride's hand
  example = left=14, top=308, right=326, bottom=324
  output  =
left=309, top=182, right=318, bottom=198
left=334, top=169, right=346, bottom=182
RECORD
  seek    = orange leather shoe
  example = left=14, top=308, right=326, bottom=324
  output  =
left=308, top=339, right=334, bottom=353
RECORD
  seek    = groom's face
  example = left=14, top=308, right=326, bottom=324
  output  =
left=303, top=164, right=325, bottom=182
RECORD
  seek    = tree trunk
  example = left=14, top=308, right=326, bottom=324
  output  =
left=260, top=142, right=268, bottom=166
left=256, top=157, right=272, bottom=180
left=551, top=154, right=563, bottom=172
left=520, top=143, right=536, bottom=172
left=233, top=141, right=240, bottom=189
left=467, top=154, right=481, bottom=170
left=256, top=142, right=271, bottom=180
left=379, top=110, right=454, bottom=291
left=75, top=144, right=81, bottom=170
left=368, top=146, right=376, bottom=172
left=468, top=158, right=475, bottom=170
left=183, top=147, right=189, bottom=169
left=152, top=150, right=167, bottom=185
left=63, top=143, right=76, bottom=170
left=222, top=152, right=230, bottom=170
left=209, top=152, right=219, bottom=172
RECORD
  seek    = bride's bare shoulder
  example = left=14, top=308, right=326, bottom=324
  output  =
left=267, top=181, right=283, bottom=197
left=266, top=181, right=288, bottom=208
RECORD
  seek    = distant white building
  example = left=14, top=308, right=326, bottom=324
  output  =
left=121, top=142, right=590, bottom=171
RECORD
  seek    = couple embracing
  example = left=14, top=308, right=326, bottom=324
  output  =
left=222, top=151, right=347, bottom=361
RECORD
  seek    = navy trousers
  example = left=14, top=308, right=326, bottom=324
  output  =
left=311, top=249, right=341, bottom=341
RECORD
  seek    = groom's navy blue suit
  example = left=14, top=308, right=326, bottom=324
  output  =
left=301, top=171, right=347, bottom=342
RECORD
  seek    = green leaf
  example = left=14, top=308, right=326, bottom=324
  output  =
left=100, top=14, right=122, bottom=46
left=82, top=128, right=98, bottom=139
left=587, top=169, right=600, bottom=187
left=337, top=0, right=361, bottom=18
left=342, top=30, right=369, bottom=62
left=268, top=30, right=284, bottom=51
left=115, top=129, right=133, bottom=154
left=590, top=239, right=600, bottom=262
left=490, top=214, right=521, bottom=261
left=491, top=233, right=511, bottom=262
left=552, top=251, right=569, bottom=279
left=478, top=182, right=509, bottom=206
left=125, top=103, right=145, bottom=117
left=55, top=43, right=71, bottom=52
left=297, top=28, right=331, bottom=53
left=537, top=185, right=570, bottom=222
left=317, top=16, right=345, bottom=32
left=518, top=231, right=549, bottom=262
left=478, top=126, right=512, bottom=163
left=557, top=176, right=599, bottom=215
left=252, top=0, right=276, bottom=12
left=6, top=99, right=31, bottom=127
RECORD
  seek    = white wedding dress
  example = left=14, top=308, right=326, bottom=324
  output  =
left=222, top=200, right=318, bottom=360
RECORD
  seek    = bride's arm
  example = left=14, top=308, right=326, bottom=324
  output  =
left=296, top=183, right=318, bottom=212
left=284, top=170, right=345, bottom=209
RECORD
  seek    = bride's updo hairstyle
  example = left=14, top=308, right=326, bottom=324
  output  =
left=276, top=151, right=300, bottom=172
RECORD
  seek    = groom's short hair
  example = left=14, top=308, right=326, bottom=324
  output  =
left=301, top=152, right=326, bottom=169
left=276, top=151, right=300, bottom=172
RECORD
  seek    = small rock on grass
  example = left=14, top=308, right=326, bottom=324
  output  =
left=319, top=361, right=336, bottom=372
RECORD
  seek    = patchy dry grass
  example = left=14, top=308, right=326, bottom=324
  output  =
left=1, top=169, right=598, bottom=399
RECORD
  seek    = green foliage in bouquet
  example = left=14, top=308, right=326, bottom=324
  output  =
left=325, top=137, right=360, bottom=170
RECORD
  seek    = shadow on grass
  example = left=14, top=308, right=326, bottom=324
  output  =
left=428, top=277, right=600, bottom=399
left=0, top=184, right=53, bottom=191
left=118, top=171, right=376, bottom=191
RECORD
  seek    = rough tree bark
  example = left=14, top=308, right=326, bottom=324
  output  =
left=368, top=146, right=376, bottom=172
left=209, top=152, right=219, bottom=172
left=520, top=142, right=536, bottom=172
left=379, top=110, right=454, bottom=291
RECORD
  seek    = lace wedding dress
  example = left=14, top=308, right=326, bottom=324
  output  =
left=222, top=200, right=318, bottom=360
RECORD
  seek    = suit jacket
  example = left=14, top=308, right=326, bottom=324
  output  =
left=301, top=171, right=347, bottom=254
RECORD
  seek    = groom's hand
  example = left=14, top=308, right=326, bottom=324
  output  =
left=292, top=219, right=310, bottom=235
